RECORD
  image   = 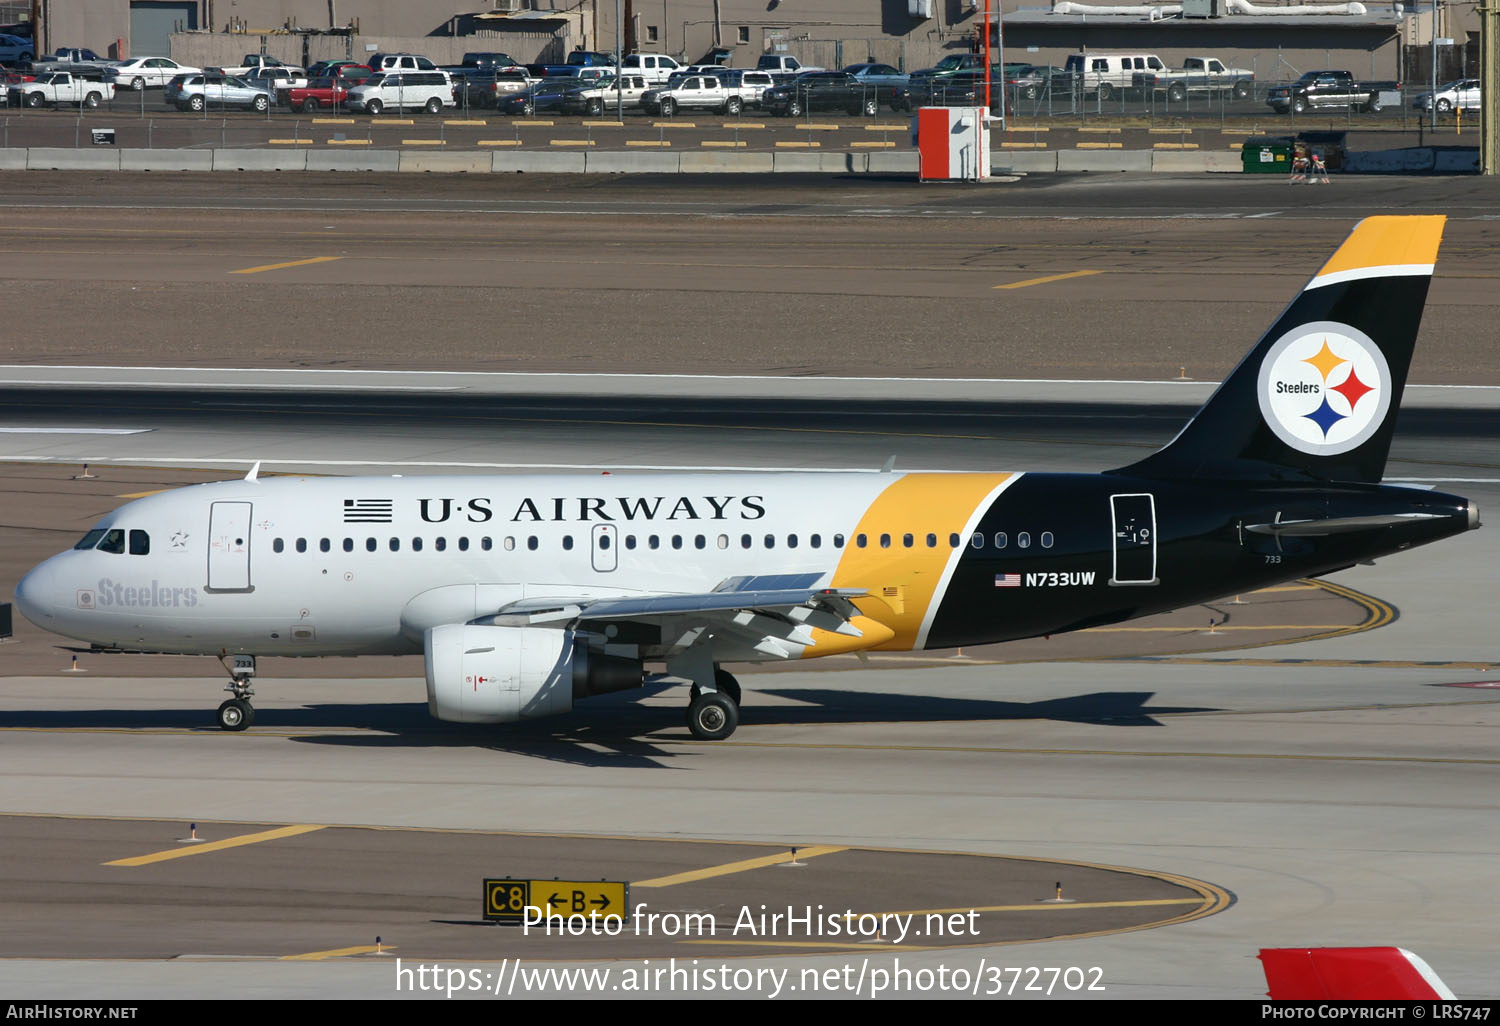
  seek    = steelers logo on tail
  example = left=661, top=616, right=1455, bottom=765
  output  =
left=1256, top=321, right=1392, bottom=457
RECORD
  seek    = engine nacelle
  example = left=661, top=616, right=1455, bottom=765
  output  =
left=424, top=624, right=642, bottom=724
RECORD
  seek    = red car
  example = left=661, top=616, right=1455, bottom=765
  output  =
left=285, top=68, right=370, bottom=112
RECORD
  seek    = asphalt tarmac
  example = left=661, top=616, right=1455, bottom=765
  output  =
left=1, top=175, right=1498, bottom=998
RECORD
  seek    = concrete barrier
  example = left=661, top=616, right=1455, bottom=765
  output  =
left=994, top=150, right=1058, bottom=174
left=0, top=148, right=27, bottom=170
left=212, top=148, right=309, bottom=171
left=1148, top=150, right=1240, bottom=173
left=772, top=151, right=866, bottom=173
left=1344, top=147, right=1435, bottom=173
left=307, top=149, right=400, bottom=172
left=585, top=150, right=681, bottom=173
left=1434, top=147, right=1479, bottom=173
left=491, top=150, right=587, bottom=173
left=27, top=147, right=121, bottom=170
left=120, top=149, right=214, bottom=171
left=866, top=151, right=919, bottom=173
left=678, top=151, right=774, bottom=173
left=398, top=150, right=492, bottom=173
left=1057, top=149, right=1153, bottom=172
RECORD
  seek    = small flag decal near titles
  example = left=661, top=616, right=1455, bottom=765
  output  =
left=994, top=573, right=1021, bottom=588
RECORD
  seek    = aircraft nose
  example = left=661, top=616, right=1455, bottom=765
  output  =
left=13, top=559, right=60, bottom=627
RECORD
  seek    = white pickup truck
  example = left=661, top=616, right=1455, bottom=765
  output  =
left=217, top=54, right=304, bottom=78
left=641, top=73, right=746, bottom=115
left=1132, top=56, right=1255, bottom=101
left=8, top=70, right=115, bottom=108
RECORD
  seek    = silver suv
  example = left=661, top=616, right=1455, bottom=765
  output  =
left=346, top=71, right=454, bottom=114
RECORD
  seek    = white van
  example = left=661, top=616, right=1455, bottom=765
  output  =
left=1063, top=52, right=1165, bottom=100
left=619, top=53, right=683, bottom=86
left=346, top=70, right=454, bottom=114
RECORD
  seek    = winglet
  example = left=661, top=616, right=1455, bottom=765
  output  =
left=245, top=461, right=261, bottom=482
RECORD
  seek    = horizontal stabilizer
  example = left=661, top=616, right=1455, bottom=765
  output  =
left=1245, top=512, right=1444, bottom=536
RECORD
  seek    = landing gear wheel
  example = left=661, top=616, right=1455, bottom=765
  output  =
left=216, top=699, right=253, bottom=731
left=713, top=667, right=741, bottom=706
left=686, top=691, right=738, bottom=740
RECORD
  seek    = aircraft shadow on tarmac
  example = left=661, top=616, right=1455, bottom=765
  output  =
left=2, top=687, right=1217, bottom=766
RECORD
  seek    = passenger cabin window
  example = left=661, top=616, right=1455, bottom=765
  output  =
left=320, top=538, right=331, bottom=553
left=1017, top=532, right=1031, bottom=549
left=343, top=538, right=353, bottom=552
left=97, top=529, right=126, bottom=554
left=562, top=536, right=574, bottom=551
left=366, top=537, right=377, bottom=552
left=1041, top=532, right=1054, bottom=548
left=296, top=538, right=307, bottom=553
left=273, top=538, right=285, bottom=553
left=129, top=530, right=150, bottom=556
left=994, top=532, right=1007, bottom=549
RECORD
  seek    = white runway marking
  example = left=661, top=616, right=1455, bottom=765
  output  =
left=0, top=428, right=151, bottom=435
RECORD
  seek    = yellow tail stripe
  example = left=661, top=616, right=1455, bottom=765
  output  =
left=1313, top=215, right=1445, bottom=283
left=831, top=473, right=1010, bottom=651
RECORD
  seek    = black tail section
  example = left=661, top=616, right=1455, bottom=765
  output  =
left=1119, top=216, right=1445, bottom=484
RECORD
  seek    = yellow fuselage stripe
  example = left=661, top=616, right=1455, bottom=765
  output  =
left=831, top=473, right=1010, bottom=650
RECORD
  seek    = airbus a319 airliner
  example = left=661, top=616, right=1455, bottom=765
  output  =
left=12, top=216, right=1478, bottom=740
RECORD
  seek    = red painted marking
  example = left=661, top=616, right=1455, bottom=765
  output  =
left=1260, top=947, right=1451, bottom=999
left=918, top=108, right=951, bottom=180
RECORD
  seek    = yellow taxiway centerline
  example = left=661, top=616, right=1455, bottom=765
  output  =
left=633, top=845, right=847, bottom=888
left=281, top=944, right=391, bottom=961
left=229, top=256, right=343, bottom=275
left=105, top=824, right=326, bottom=867
left=995, top=270, right=1103, bottom=290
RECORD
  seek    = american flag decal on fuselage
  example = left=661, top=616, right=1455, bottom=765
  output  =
left=343, top=498, right=394, bottom=523
left=994, top=573, right=1021, bottom=588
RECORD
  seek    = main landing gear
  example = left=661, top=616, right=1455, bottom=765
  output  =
left=216, top=654, right=257, bottom=731
left=686, top=667, right=742, bottom=741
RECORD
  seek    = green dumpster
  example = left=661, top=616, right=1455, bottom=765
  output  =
left=1242, top=135, right=1294, bottom=173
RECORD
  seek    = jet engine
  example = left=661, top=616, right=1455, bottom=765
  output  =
left=424, top=624, right=642, bottom=724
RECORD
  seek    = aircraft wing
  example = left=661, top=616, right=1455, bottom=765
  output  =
left=474, top=583, right=884, bottom=659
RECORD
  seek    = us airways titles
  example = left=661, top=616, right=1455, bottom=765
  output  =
left=409, top=494, right=769, bottom=525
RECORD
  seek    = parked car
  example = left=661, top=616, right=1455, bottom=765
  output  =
left=1266, top=70, right=1395, bottom=114
left=0, top=33, right=35, bottom=65
left=716, top=68, right=777, bottom=108
left=1062, top=51, right=1167, bottom=100
left=1412, top=78, right=1480, bottom=113
left=285, top=76, right=359, bottom=112
left=496, top=77, right=580, bottom=115
left=345, top=71, right=455, bottom=114
left=907, top=70, right=999, bottom=110
left=761, top=71, right=908, bottom=116
left=168, top=72, right=271, bottom=112
left=842, top=62, right=908, bottom=89
left=462, top=69, right=538, bottom=108
left=106, top=56, right=200, bottom=90
left=242, top=65, right=309, bottom=95
left=307, top=60, right=372, bottom=80
left=6, top=70, right=113, bottom=108
left=366, top=54, right=439, bottom=75
left=560, top=74, right=650, bottom=114
left=619, top=53, right=683, bottom=85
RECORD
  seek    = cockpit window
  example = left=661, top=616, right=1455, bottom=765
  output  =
left=74, top=529, right=107, bottom=550
left=129, top=530, right=150, bottom=556
left=96, top=529, right=126, bottom=554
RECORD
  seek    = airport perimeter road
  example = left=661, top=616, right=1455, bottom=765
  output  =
left=0, top=174, right=1499, bottom=382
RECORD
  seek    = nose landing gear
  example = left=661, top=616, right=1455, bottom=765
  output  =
left=216, top=653, right=257, bottom=731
